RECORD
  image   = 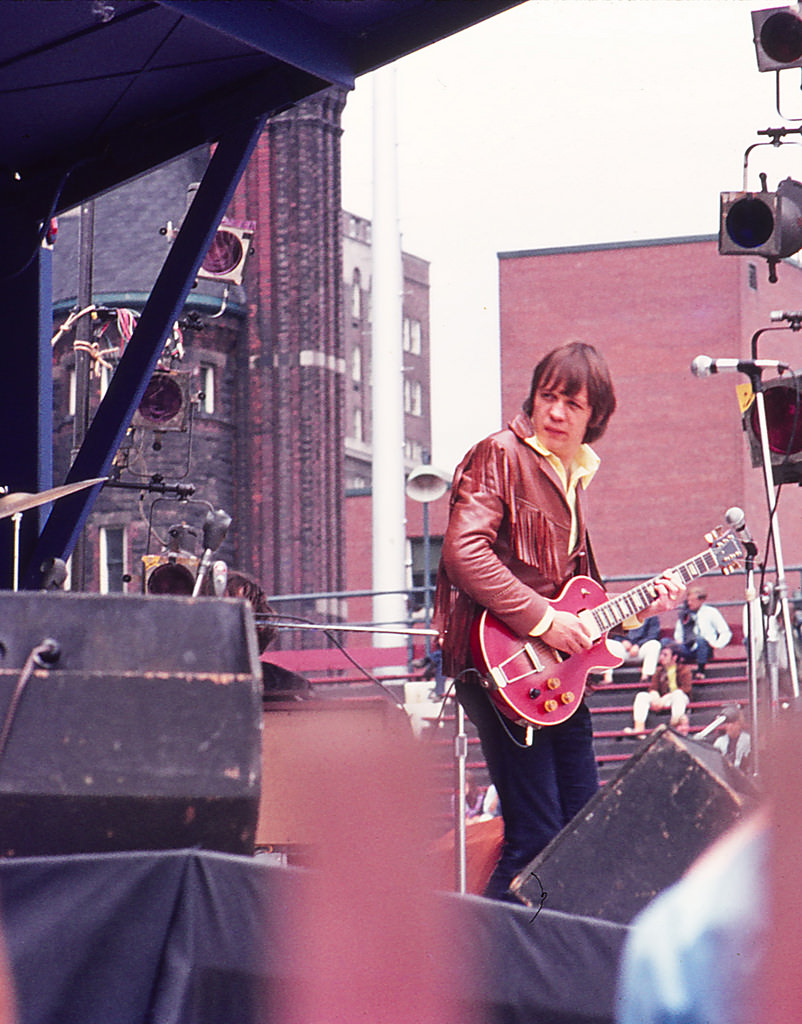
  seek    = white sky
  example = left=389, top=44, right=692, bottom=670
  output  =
left=340, top=0, right=797, bottom=471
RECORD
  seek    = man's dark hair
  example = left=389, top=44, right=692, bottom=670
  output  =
left=202, top=568, right=277, bottom=652
left=523, top=341, right=617, bottom=444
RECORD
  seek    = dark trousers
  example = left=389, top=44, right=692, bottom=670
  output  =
left=676, top=638, right=712, bottom=670
left=455, top=679, right=599, bottom=901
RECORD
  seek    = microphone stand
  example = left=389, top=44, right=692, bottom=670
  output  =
left=741, top=537, right=761, bottom=776
left=743, top=340, right=800, bottom=710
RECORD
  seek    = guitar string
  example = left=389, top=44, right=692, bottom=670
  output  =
left=589, top=546, right=734, bottom=634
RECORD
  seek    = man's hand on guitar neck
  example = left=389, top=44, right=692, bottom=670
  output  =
left=541, top=609, right=594, bottom=655
left=538, top=571, right=683, bottom=656
left=643, top=571, right=684, bottom=616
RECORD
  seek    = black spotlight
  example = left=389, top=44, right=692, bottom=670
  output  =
left=752, top=6, right=802, bottom=71
left=719, top=178, right=802, bottom=263
left=197, top=219, right=255, bottom=286
left=133, top=370, right=191, bottom=432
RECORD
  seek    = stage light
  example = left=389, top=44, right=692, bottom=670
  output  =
left=132, top=369, right=191, bottom=432
left=142, top=553, right=199, bottom=595
left=752, top=5, right=802, bottom=71
left=719, top=178, right=802, bottom=265
left=197, top=218, right=255, bottom=286
left=742, top=374, right=802, bottom=484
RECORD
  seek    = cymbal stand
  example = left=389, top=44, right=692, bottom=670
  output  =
left=11, top=512, right=21, bottom=592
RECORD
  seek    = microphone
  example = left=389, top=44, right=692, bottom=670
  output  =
left=691, top=355, right=790, bottom=378
left=39, top=557, right=67, bottom=591
left=725, top=506, right=755, bottom=549
left=212, top=559, right=228, bottom=597
left=201, top=508, right=232, bottom=552
left=192, top=507, right=232, bottom=597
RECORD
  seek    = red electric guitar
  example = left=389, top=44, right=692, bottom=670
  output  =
left=469, top=527, right=745, bottom=728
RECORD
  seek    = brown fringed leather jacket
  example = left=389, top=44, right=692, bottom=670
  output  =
left=651, top=662, right=693, bottom=697
left=434, top=412, right=600, bottom=678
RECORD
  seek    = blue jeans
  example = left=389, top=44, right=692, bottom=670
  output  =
left=676, top=638, right=712, bottom=671
left=455, top=680, right=599, bottom=901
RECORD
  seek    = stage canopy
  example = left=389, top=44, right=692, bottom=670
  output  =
left=0, top=0, right=522, bottom=587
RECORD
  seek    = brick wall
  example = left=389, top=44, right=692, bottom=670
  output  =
left=499, top=238, right=802, bottom=623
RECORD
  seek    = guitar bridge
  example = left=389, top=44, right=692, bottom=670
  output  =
left=522, top=642, right=545, bottom=672
left=487, top=642, right=544, bottom=690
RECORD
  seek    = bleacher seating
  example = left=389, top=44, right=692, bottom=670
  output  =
left=588, top=642, right=748, bottom=783
left=260, top=637, right=749, bottom=819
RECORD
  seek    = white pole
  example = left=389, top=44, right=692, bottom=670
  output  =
left=371, top=66, right=408, bottom=643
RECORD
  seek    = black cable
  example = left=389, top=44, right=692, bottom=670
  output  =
left=260, top=613, right=413, bottom=710
left=0, top=639, right=60, bottom=762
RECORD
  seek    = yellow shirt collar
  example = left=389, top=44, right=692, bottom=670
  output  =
left=524, top=434, right=600, bottom=490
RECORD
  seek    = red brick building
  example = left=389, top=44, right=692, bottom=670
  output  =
left=51, top=87, right=435, bottom=637
left=498, top=236, right=802, bottom=623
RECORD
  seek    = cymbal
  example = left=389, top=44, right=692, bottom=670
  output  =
left=0, top=478, right=107, bottom=520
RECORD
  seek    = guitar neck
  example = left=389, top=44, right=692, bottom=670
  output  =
left=590, top=547, right=726, bottom=635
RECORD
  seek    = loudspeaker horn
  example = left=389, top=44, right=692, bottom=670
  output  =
left=405, top=465, right=452, bottom=503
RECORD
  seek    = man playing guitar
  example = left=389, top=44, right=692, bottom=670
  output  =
left=434, top=341, right=682, bottom=902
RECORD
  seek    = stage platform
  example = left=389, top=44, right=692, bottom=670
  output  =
left=0, top=848, right=628, bottom=1024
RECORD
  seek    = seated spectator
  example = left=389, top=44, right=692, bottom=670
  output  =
left=713, top=704, right=752, bottom=773
left=673, top=584, right=732, bottom=678
left=451, top=770, right=486, bottom=819
left=482, top=783, right=501, bottom=818
left=605, top=614, right=662, bottom=683
left=412, top=636, right=449, bottom=698
left=624, top=642, right=693, bottom=736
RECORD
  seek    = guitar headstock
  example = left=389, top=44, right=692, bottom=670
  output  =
left=703, top=525, right=746, bottom=575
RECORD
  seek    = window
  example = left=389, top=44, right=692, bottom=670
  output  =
left=351, top=270, right=362, bottom=321
left=200, top=363, right=215, bottom=415
left=405, top=440, right=423, bottom=463
left=99, top=362, right=113, bottom=399
left=408, top=535, right=444, bottom=613
left=99, top=526, right=126, bottom=593
left=409, top=319, right=422, bottom=355
left=404, top=379, right=422, bottom=417
left=748, top=263, right=758, bottom=291
left=352, top=345, right=362, bottom=383
left=403, top=317, right=422, bottom=355
left=353, top=407, right=363, bottom=442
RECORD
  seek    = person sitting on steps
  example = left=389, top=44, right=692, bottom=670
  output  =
left=673, top=584, right=731, bottom=679
left=625, top=642, right=693, bottom=736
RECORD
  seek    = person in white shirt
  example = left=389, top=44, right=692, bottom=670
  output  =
left=713, top=704, right=752, bottom=773
left=673, top=584, right=732, bottom=678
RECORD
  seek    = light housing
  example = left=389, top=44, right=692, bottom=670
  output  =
left=132, top=369, right=191, bottom=432
left=142, top=552, right=199, bottom=594
left=197, top=218, right=255, bottom=286
left=752, top=5, right=802, bottom=71
left=719, top=177, right=802, bottom=260
left=743, top=374, right=802, bottom=484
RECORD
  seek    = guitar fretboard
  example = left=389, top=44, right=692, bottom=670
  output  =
left=590, top=546, right=733, bottom=634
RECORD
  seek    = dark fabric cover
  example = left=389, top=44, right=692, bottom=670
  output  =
left=0, top=850, right=627, bottom=1024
